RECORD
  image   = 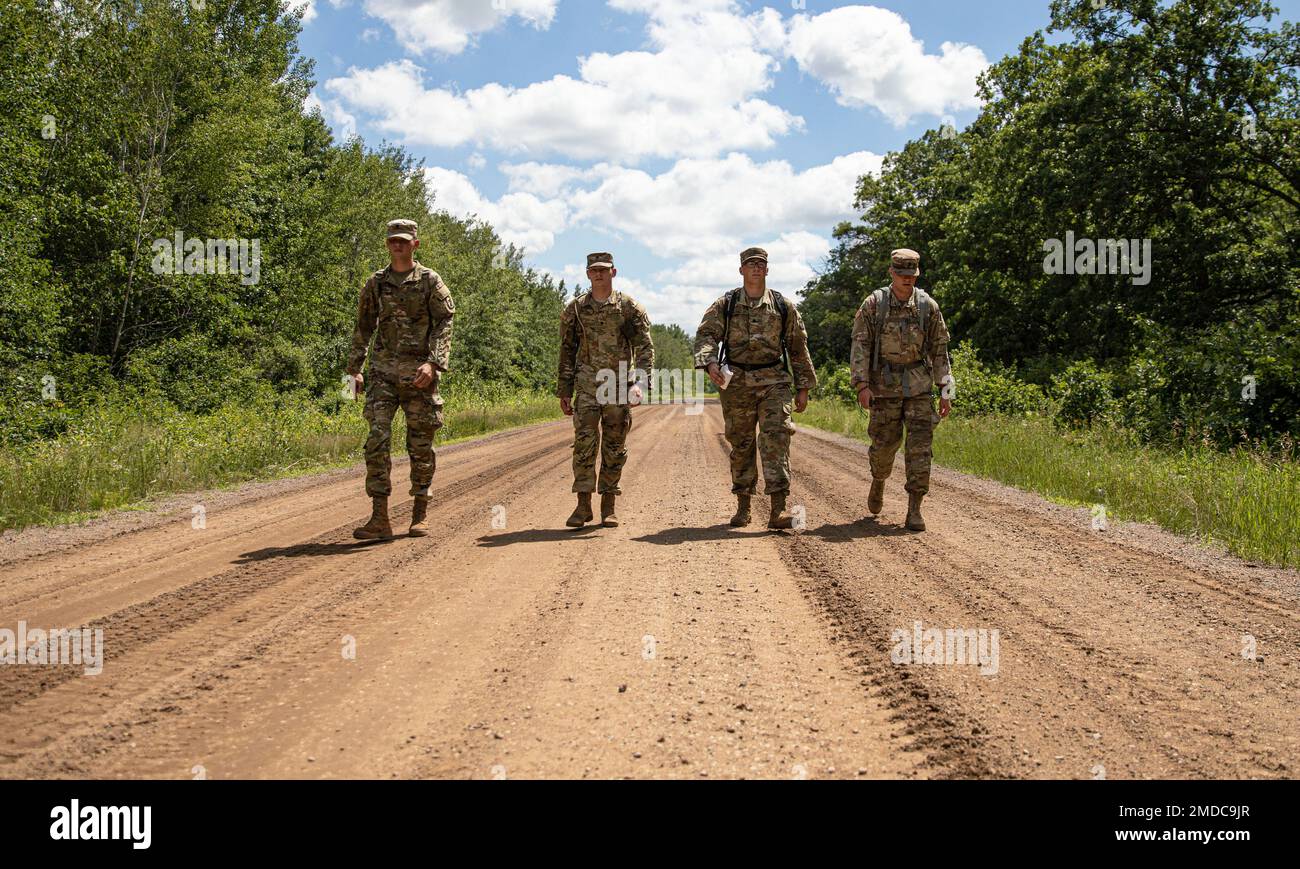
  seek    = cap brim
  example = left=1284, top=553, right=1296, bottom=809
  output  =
left=891, top=267, right=919, bottom=276
left=742, top=257, right=768, bottom=265
left=587, top=262, right=614, bottom=269
left=387, top=233, right=415, bottom=241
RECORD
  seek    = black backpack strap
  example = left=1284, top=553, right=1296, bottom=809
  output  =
left=720, top=288, right=741, bottom=366
left=771, top=290, right=791, bottom=372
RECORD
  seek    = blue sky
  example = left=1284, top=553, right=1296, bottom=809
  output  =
left=294, top=0, right=1297, bottom=329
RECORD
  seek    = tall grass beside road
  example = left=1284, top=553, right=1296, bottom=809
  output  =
left=0, top=390, right=562, bottom=531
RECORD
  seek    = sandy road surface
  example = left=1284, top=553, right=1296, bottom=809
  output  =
left=1, top=403, right=1297, bottom=779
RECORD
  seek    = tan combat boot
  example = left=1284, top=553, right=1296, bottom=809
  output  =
left=729, top=494, right=752, bottom=527
left=868, top=479, right=885, bottom=516
left=905, top=492, right=926, bottom=531
left=600, top=493, right=619, bottom=527
left=767, top=493, right=795, bottom=530
left=566, top=492, right=594, bottom=528
left=353, top=496, right=394, bottom=540
left=409, top=495, right=430, bottom=537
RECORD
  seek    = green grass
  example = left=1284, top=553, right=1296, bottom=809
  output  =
left=0, top=391, right=562, bottom=532
left=800, top=400, right=1300, bottom=569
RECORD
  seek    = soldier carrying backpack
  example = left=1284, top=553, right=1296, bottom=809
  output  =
left=849, top=248, right=954, bottom=531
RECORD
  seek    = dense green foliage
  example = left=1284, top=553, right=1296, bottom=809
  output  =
left=0, top=0, right=566, bottom=446
left=649, top=324, right=695, bottom=375
left=800, top=0, right=1299, bottom=447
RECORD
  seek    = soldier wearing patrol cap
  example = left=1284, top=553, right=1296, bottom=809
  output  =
left=694, top=247, right=817, bottom=530
left=849, top=248, right=953, bottom=531
left=347, top=219, right=456, bottom=540
left=556, top=252, right=655, bottom=528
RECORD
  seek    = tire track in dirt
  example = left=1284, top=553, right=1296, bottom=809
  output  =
left=775, top=422, right=1300, bottom=779
left=2, top=406, right=1296, bottom=779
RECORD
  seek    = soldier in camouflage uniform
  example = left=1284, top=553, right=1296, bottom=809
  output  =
left=557, top=252, right=654, bottom=528
left=850, top=248, right=953, bottom=531
left=694, top=247, right=817, bottom=530
left=347, top=219, right=455, bottom=540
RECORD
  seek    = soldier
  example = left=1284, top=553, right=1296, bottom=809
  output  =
left=347, top=219, right=455, bottom=540
left=694, top=247, right=817, bottom=530
left=849, top=248, right=953, bottom=531
left=556, top=252, right=654, bottom=528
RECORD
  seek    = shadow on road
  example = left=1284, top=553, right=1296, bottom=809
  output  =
left=475, top=526, right=603, bottom=547
left=633, top=524, right=778, bottom=545
left=799, top=519, right=914, bottom=541
left=631, top=519, right=915, bottom=546
left=234, top=539, right=396, bottom=563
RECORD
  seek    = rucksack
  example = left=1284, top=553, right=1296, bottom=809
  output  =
left=720, top=287, right=789, bottom=370
left=871, top=286, right=932, bottom=375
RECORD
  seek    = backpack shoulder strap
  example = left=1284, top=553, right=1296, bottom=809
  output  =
left=770, top=290, right=789, bottom=339
left=724, top=288, right=741, bottom=324
left=872, top=287, right=890, bottom=374
left=720, top=289, right=742, bottom=364
left=770, top=290, right=791, bottom=371
left=914, top=288, right=932, bottom=361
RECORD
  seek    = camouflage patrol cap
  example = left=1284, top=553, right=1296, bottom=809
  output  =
left=386, top=219, right=418, bottom=241
left=586, top=252, right=614, bottom=269
left=740, top=247, right=769, bottom=265
left=890, top=248, right=921, bottom=276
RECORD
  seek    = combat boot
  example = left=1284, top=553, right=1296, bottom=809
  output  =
left=408, top=495, right=430, bottom=537
left=353, top=496, right=394, bottom=540
left=868, top=479, right=885, bottom=516
left=729, top=494, right=752, bottom=527
left=566, top=492, right=594, bottom=528
left=600, top=493, right=619, bottom=527
left=767, top=493, right=795, bottom=530
left=905, top=492, right=926, bottom=532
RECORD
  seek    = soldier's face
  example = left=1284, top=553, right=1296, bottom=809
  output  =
left=740, top=260, right=768, bottom=280
left=386, top=237, right=417, bottom=259
left=587, top=266, right=615, bottom=288
left=891, top=269, right=918, bottom=289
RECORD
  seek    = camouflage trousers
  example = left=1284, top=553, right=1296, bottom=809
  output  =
left=363, top=376, right=444, bottom=498
left=718, top=379, right=795, bottom=496
left=572, top=395, right=632, bottom=494
left=868, top=396, right=938, bottom=495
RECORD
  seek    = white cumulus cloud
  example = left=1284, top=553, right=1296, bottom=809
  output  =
left=563, top=150, right=884, bottom=258
left=423, top=166, right=569, bottom=255
left=785, top=5, right=988, bottom=124
left=324, top=1, right=801, bottom=162
left=360, top=0, right=558, bottom=56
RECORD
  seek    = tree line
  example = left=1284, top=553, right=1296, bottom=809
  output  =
left=800, top=0, right=1298, bottom=447
left=0, top=0, right=568, bottom=445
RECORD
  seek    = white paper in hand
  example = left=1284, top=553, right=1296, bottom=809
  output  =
left=719, top=364, right=734, bottom=391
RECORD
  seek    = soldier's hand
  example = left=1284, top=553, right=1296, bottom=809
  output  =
left=560, top=397, right=573, bottom=416
left=706, top=363, right=726, bottom=389
left=794, top=389, right=809, bottom=414
left=939, top=397, right=952, bottom=419
left=413, top=363, right=435, bottom=389
left=857, top=386, right=873, bottom=410
left=351, top=373, right=364, bottom=400
left=629, top=383, right=644, bottom=406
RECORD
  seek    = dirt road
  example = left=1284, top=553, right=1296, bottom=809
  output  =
left=1, top=403, right=1297, bottom=779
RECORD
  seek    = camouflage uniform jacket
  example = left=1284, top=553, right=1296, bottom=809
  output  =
left=693, top=287, right=817, bottom=390
left=347, top=262, right=455, bottom=383
left=556, top=290, right=655, bottom=400
left=850, top=287, right=951, bottom=399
